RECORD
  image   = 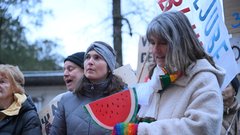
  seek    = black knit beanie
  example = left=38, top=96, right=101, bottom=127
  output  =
left=64, top=52, right=85, bottom=69
left=231, top=76, right=239, bottom=95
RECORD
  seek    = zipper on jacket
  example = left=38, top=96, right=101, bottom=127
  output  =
left=90, top=84, right=94, bottom=91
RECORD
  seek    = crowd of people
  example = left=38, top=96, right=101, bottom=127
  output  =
left=0, top=11, right=239, bottom=135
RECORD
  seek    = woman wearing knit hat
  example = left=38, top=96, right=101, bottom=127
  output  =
left=64, top=52, right=85, bottom=91
left=221, top=75, right=240, bottom=135
left=39, top=52, right=85, bottom=135
left=50, top=41, right=127, bottom=135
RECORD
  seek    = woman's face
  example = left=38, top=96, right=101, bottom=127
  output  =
left=84, top=50, right=108, bottom=83
left=0, top=73, right=13, bottom=102
left=63, top=61, right=84, bottom=91
left=222, top=84, right=236, bottom=107
left=149, top=36, right=168, bottom=68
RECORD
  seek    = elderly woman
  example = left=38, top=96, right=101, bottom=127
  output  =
left=64, top=52, right=85, bottom=91
left=50, top=41, right=127, bottom=135
left=0, top=64, right=41, bottom=135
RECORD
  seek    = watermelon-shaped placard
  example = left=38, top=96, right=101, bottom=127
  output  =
left=84, top=88, right=138, bottom=130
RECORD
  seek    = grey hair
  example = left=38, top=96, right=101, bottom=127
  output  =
left=146, top=11, right=215, bottom=74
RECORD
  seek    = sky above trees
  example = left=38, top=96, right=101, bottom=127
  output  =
left=26, top=0, right=161, bottom=70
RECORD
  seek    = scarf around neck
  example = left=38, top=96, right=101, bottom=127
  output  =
left=0, top=93, right=27, bottom=120
left=137, top=67, right=181, bottom=122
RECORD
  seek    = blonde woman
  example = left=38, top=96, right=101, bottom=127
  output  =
left=0, top=64, right=41, bottom=135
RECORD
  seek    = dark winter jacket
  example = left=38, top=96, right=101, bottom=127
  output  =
left=50, top=91, right=111, bottom=135
left=0, top=96, right=42, bottom=135
left=221, top=98, right=240, bottom=135
left=50, top=77, right=126, bottom=135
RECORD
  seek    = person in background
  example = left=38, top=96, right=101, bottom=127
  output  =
left=50, top=41, right=127, bottom=135
left=64, top=52, right=85, bottom=91
left=39, top=52, right=86, bottom=135
left=112, top=11, right=225, bottom=135
left=221, top=76, right=240, bottom=135
left=0, top=64, right=42, bottom=135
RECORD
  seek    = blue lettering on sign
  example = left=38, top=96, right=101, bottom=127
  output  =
left=232, top=12, right=240, bottom=28
left=199, top=0, right=217, bottom=21
left=192, top=0, right=231, bottom=60
left=193, top=0, right=199, bottom=10
left=212, top=40, right=228, bottom=59
left=207, top=27, right=220, bottom=53
left=205, top=7, right=218, bottom=36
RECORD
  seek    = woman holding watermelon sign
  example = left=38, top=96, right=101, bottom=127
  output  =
left=112, top=11, right=225, bottom=135
left=50, top=41, right=127, bottom=135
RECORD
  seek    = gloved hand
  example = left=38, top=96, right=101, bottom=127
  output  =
left=111, top=122, right=138, bottom=135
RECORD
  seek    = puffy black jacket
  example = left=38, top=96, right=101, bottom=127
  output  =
left=0, top=96, right=42, bottom=135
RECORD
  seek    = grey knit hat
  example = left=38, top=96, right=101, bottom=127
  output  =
left=85, top=41, right=116, bottom=72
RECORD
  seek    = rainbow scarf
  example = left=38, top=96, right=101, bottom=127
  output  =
left=160, top=68, right=181, bottom=90
left=137, top=67, right=181, bottom=123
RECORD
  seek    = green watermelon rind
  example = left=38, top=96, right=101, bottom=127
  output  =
left=130, top=87, right=138, bottom=123
left=84, top=88, right=138, bottom=130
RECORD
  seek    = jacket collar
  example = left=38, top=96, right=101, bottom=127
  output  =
left=174, top=59, right=225, bottom=88
left=1, top=93, right=27, bottom=116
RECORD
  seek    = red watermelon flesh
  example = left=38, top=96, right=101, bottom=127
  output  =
left=84, top=88, right=138, bottom=130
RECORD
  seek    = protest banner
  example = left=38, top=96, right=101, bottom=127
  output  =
left=136, top=36, right=154, bottom=83
left=223, top=0, right=240, bottom=72
left=154, top=0, right=239, bottom=90
left=39, top=93, right=64, bottom=135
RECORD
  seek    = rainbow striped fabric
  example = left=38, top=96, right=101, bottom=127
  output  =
left=160, top=68, right=181, bottom=90
left=111, top=123, right=138, bottom=135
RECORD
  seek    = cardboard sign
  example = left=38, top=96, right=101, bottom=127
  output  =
left=38, top=93, right=64, bottom=135
left=113, top=64, right=137, bottom=87
left=223, top=0, right=240, bottom=35
left=136, top=36, right=154, bottom=83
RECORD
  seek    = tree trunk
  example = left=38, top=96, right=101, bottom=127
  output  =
left=112, top=0, right=122, bottom=66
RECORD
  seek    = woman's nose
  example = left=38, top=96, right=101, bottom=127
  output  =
left=89, top=57, right=95, bottom=64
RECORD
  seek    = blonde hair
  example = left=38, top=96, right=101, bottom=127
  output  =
left=0, top=64, right=25, bottom=94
